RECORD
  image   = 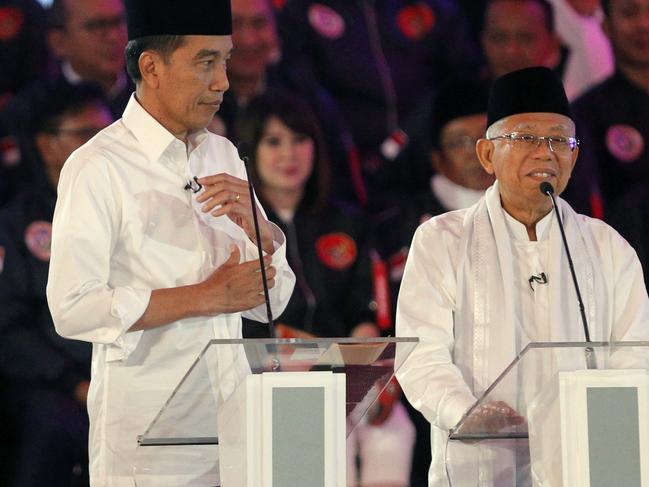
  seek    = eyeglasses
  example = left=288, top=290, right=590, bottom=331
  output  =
left=488, top=132, right=579, bottom=154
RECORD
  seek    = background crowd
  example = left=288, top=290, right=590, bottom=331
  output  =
left=0, top=0, right=647, bottom=486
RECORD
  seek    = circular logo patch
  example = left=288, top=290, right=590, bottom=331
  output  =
left=605, top=125, right=644, bottom=163
left=308, top=4, right=345, bottom=39
left=24, top=221, right=52, bottom=262
left=0, top=7, right=24, bottom=41
left=315, top=232, right=357, bottom=270
left=397, top=3, right=435, bottom=41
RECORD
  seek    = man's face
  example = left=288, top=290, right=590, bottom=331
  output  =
left=230, top=0, right=279, bottom=81
left=604, top=0, right=649, bottom=67
left=482, top=0, right=559, bottom=78
left=153, top=35, right=232, bottom=137
left=36, top=102, right=113, bottom=186
left=477, top=112, right=579, bottom=217
left=434, top=113, right=495, bottom=191
left=49, top=0, right=127, bottom=83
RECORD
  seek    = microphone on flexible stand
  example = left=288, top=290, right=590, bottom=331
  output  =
left=237, top=142, right=276, bottom=340
left=540, top=182, right=596, bottom=367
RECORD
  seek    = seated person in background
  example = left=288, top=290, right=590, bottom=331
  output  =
left=237, top=90, right=415, bottom=487
left=0, top=0, right=131, bottom=201
left=220, top=0, right=364, bottom=206
left=375, top=82, right=493, bottom=487
left=396, top=66, right=649, bottom=487
left=0, top=82, right=112, bottom=487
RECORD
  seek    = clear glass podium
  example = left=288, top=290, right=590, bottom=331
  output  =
left=447, top=341, right=649, bottom=487
left=133, top=337, right=418, bottom=487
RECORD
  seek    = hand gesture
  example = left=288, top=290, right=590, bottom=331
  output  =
left=196, top=174, right=274, bottom=254
left=198, top=245, right=276, bottom=314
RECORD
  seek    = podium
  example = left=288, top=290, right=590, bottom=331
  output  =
left=447, top=341, right=649, bottom=487
left=133, top=337, right=418, bottom=486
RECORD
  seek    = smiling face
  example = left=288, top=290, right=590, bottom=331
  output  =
left=140, top=35, right=232, bottom=140
left=255, top=116, right=315, bottom=195
left=477, top=112, right=579, bottom=222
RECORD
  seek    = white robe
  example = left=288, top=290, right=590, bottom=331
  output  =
left=396, top=182, right=649, bottom=486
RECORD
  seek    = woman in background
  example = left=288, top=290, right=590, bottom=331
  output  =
left=237, top=90, right=415, bottom=487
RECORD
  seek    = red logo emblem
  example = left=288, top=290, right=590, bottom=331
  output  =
left=308, top=4, right=345, bottom=39
left=396, top=3, right=435, bottom=41
left=271, top=0, right=287, bottom=11
left=0, top=7, right=24, bottom=41
left=315, top=232, right=357, bottom=270
left=605, top=125, right=644, bottom=163
left=24, top=221, right=52, bottom=262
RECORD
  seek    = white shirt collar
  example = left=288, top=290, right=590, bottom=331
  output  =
left=121, top=94, right=209, bottom=164
left=431, top=174, right=486, bottom=211
left=502, top=204, right=554, bottom=242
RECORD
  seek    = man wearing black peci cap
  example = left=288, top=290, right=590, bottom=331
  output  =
left=46, top=1, right=295, bottom=485
left=396, top=66, right=649, bottom=486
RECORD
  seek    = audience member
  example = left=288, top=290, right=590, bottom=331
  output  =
left=375, top=82, right=493, bottom=487
left=0, top=0, right=131, bottom=199
left=0, top=82, right=112, bottom=487
left=219, top=0, right=364, bottom=206
left=46, top=0, right=131, bottom=117
left=568, top=0, right=649, bottom=217
left=546, top=0, right=614, bottom=99
left=276, top=0, right=481, bottom=199
left=237, top=91, right=415, bottom=487
left=481, top=0, right=561, bottom=79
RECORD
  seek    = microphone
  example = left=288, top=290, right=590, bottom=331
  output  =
left=528, top=272, right=547, bottom=291
left=238, top=142, right=276, bottom=339
left=540, top=182, right=591, bottom=343
left=184, top=176, right=203, bottom=193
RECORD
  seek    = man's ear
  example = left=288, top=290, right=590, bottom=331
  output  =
left=476, top=138, right=496, bottom=175
left=35, top=133, right=57, bottom=166
left=139, top=51, right=163, bottom=89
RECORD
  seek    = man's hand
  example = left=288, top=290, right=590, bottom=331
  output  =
left=196, top=245, right=276, bottom=315
left=455, top=400, right=526, bottom=436
left=196, top=174, right=274, bottom=254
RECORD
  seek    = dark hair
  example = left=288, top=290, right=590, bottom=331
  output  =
left=235, top=90, right=330, bottom=211
left=47, top=0, right=68, bottom=29
left=125, top=35, right=186, bottom=83
left=484, top=0, right=555, bottom=33
left=31, top=81, right=108, bottom=135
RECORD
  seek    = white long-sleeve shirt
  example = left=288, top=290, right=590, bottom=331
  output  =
left=396, top=183, right=649, bottom=486
left=47, top=95, right=296, bottom=486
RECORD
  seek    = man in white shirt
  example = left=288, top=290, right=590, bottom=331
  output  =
left=46, top=1, right=296, bottom=485
left=396, top=66, right=649, bottom=486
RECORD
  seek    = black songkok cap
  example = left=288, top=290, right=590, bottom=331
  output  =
left=431, top=82, right=488, bottom=149
left=487, top=66, right=572, bottom=127
left=125, top=0, right=232, bottom=40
